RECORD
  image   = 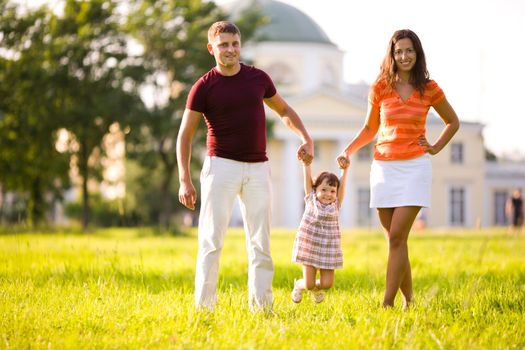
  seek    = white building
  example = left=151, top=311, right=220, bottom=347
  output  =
left=227, top=0, right=525, bottom=229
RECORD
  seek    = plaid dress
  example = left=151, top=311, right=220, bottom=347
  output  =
left=291, top=191, right=343, bottom=269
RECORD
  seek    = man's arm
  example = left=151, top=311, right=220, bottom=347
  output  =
left=264, top=93, right=313, bottom=162
left=176, top=108, right=202, bottom=210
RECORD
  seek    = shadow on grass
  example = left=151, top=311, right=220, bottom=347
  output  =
left=25, top=267, right=196, bottom=294
left=13, top=260, right=525, bottom=313
left=0, top=226, right=195, bottom=237
left=409, top=232, right=513, bottom=242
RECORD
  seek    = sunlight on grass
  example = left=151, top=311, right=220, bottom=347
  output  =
left=1, top=227, right=524, bottom=349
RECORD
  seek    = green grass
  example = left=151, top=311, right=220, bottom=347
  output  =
left=1, top=227, right=524, bottom=349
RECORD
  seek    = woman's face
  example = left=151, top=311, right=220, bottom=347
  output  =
left=393, top=38, right=417, bottom=74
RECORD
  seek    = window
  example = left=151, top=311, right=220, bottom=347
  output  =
left=451, top=143, right=463, bottom=164
left=450, top=187, right=465, bottom=225
left=321, top=63, right=337, bottom=87
left=494, top=191, right=508, bottom=225
left=357, top=143, right=372, bottom=161
left=357, top=187, right=372, bottom=226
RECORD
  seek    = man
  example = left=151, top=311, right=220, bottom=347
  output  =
left=176, top=21, right=313, bottom=312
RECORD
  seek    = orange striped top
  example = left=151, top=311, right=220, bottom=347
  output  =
left=369, top=79, right=445, bottom=160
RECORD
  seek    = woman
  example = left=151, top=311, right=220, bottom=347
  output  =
left=337, top=29, right=460, bottom=309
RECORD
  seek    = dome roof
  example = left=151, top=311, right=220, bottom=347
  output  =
left=228, top=0, right=335, bottom=45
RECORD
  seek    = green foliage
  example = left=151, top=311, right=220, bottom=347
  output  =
left=0, top=3, right=71, bottom=226
left=64, top=193, right=127, bottom=227
left=124, top=0, right=224, bottom=229
left=123, top=159, right=180, bottom=226
left=0, top=228, right=524, bottom=349
left=0, top=0, right=270, bottom=230
left=47, top=0, right=143, bottom=229
left=124, top=0, right=267, bottom=229
left=485, top=147, right=497, bottom=161
left=0, top=192, right=27, bottom=224
left=0, top=0, right=143, bottom=229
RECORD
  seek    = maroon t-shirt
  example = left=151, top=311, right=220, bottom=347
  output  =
left=186, top=63, right=277, bottom=162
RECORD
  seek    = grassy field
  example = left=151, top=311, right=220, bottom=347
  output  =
left=1, top=227, right=524, bottom=349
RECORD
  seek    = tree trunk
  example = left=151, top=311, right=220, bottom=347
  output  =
left=28, top=176, right=45, bottom=228
left=0, top=184, right=4, bottom=225
left=79, top=140, right=90, bottom=231
left=158, top=150, right=175, bottom=230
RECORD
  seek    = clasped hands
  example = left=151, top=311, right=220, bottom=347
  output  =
left=299, top=150, right=350, bottom=170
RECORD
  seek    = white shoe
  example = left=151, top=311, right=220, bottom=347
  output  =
left=312, top=290, right=324, bottom=303
left=291, top=280, right=304, bottom=303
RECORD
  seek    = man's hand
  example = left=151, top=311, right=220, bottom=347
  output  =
left=297, top=142, right=314, bottom=165
left=178, top=180, right=196, bottom=210
left=298, top=148, right=313, bottom=166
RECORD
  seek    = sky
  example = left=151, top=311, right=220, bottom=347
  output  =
left=220, top=0, right=525, bottom=159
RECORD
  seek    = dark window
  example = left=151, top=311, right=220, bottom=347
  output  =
left=451, top=143, right=464, bottom=164
left=450, top=187, right=465, bottom=225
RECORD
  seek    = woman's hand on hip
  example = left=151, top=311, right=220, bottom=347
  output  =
left=418, top=135, right=438, bottom=155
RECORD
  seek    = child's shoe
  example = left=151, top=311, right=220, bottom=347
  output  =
left=312, top=289, right=324, bottom=303
left=291, top=280, right=304, bottom=303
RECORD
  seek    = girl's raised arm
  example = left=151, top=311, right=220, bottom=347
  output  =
left=303, top=162, right=313, bottom=195
left=337, top=164, right=349, bottom=209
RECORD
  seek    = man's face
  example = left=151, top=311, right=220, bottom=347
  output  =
left=207, top=32, right=241, bottom=68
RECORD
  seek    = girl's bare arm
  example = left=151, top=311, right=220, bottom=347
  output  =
left=303, top=162, right=313, bottom=195
left=337, top=162, right=350, bottom=208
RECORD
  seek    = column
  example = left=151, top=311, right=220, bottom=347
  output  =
left=282, top=138, right=303, bottom=228
left=337, top=138, right=353, bottom=228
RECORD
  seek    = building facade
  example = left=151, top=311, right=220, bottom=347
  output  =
left=229, top=0, right=525, bottom=229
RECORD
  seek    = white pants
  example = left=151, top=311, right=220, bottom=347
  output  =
left=195, top=156, right=274, bottom=311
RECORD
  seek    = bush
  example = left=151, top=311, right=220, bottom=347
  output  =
left=65, top=193, right=139, bottom=227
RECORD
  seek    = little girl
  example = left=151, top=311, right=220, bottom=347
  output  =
left=291, top=155, right=349, bottom=303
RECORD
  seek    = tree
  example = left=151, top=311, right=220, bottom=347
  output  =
left=45, top=0, right=143, bottom=230
left=125, top=0, right=266, bottom=229
left=0, top=2, right=70, bottom=226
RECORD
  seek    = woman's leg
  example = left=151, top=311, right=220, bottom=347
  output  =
left=378, top=206, right=420, bottom=308
left=388, top=210, right=414, bottom=308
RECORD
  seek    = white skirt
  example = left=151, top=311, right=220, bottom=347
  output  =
left=370, top=154, right=432, bottom=208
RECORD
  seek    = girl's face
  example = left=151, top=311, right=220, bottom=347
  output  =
left=315, top=179, right=338, bottom=205
left=393, top=38, right=417, bottom=74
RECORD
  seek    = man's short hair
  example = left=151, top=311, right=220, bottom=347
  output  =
left=208, top=21, right=241, bottom=42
